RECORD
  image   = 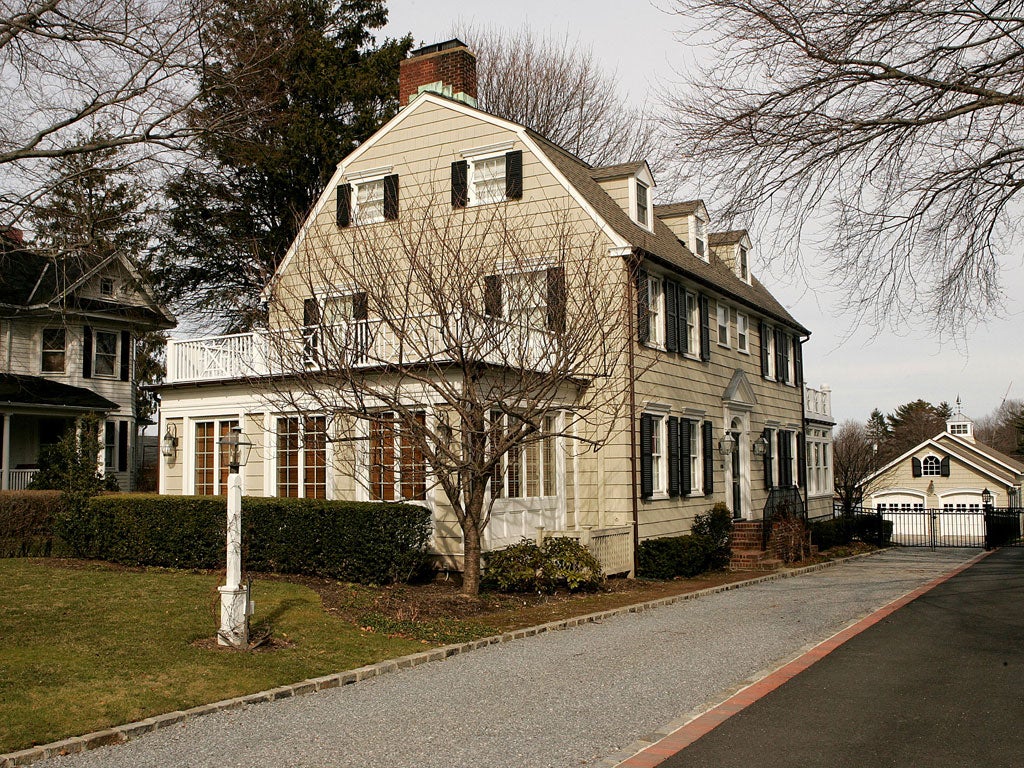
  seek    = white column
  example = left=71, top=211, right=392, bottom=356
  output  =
left=1, top=412, right=10, bottom=490
left=218, top=471, right=249, bottom=647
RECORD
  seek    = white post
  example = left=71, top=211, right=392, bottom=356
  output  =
left=1, top=412, right=10, bottom=490
left=218, top=471, right=249, bottom=647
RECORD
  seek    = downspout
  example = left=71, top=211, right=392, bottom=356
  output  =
left=627, top=254, right=640, bottom=573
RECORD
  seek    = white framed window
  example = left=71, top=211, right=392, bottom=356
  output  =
left=489, top=412, right=558, bottom=499
left=41, top=327, right=66, bottom=373
left=353, top=178, right=386, bottom=225
left=693, top=216, right=707, bottom=259
left=717, top=303, right=730, bottom=348
left=93, top=330, right=118, bottom=377
left=650, top=414, right=666, bottom=494
left=470, top=155, right=507, bottom=206
left=922, top=455, right=942, bottom=476
left=737, top=313, right=749, bottom=352
left=950, top=423, right=969, bottom=436
left=505, top=270, right=548, bottom=329
left=194, top=419, right=240, bottom=495
left=684, top=290, right=699, bottom=355
left=647, top=276, right=664, bottom=346
left=635, top=181, right=650, bottom=228
left=688, top=419, right=703, bottom=495
left=738, top=246, right=749, bottom=282
left=278, top=415, right=329, bottom=499
left=765, top=326, right=776, bottom=379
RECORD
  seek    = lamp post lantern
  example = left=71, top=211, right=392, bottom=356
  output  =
left=218, top=426, right=253, bottom=647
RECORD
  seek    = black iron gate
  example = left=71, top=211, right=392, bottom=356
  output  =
left=833, top=505, right=1023, bottom=549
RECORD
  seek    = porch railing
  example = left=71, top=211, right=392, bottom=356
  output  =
left=7, top=469, right=38, bottom=491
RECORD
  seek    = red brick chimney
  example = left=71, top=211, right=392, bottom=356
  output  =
left=2, top=228, right=24, bottom=245
left=399, top=39, right=478, bottom=108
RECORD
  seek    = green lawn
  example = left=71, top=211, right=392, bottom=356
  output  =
left=0, top=559, right=425, bottom=754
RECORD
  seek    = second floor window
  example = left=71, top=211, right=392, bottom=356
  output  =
left=41, top=328, right=66, bottom=373
left=717, top=303, right=730, bottom=347
left=94, top=331, right=118, bottom=377
left=648, top=277, right=664, bottom=346
left=737, top=313, right=749, bottom=352
left=922, top=455, right=942, bottom=476
left=452, top=151, right=524, bottom=208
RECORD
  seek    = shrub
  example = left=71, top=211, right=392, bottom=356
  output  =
left=636, top=535, right=713, bottom=579
left=0, top=491, right=68, bottom=557
left=483, top=536, right=604, bottom=594
left=810, top=518, right=854, bottom=550
left=64, top=494, right=432, bottom=585
left=27, top=416, right=115, bottom=494
left=692, top=503, right=732, bottom=569
left=853, top=513, right=893, bottom=545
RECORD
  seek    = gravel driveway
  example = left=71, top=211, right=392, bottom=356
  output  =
left=52, top=549, right=977, bottom=768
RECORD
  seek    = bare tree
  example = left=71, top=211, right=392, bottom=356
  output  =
left=460, top=25, right=669, bottom=172
left=1, top=0, right=214, bottom=225
left=664, top=1, right=1024, bottom=334
left=974, top=398, right=1024, bottom=455
left=833, top=420, right=891, bottom=514
left=260, top=196, right=637, bottom=595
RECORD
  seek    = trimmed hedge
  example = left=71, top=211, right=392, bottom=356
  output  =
left=0, top=491, right=68, bottom=557
left=636, top=535, right=713, bottom=579
left=67, top=494, right=432, bottom=585
left=811, top=514, right=893, bottom=549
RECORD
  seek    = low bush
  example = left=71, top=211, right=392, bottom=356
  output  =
left=484, top=536, right=604, bottom=594
left=810, top=518, right=854, bottom=550
left=692, top=503, right=733, bottom=569
left=65, top=494, right=433, bottom=585
left=853, top=513, right=893, bottom=545
left=0, top=491, right=67, bottom=557
left=636, top=535, right=712, bottom=579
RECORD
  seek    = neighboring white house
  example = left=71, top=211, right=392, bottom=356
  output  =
left=0, top=229, right=175, bottom=490
left=804, top=383, right=834, bottom=519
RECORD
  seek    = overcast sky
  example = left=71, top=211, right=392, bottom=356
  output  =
left=381, top=0, right=1024, bottom=424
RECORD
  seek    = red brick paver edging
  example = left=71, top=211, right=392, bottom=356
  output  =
left=611, top=549, right=993, bottom=768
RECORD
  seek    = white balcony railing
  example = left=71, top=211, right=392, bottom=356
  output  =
left=804, top=384, right=833, bottom=423
left=165, top=316, right=557, bottom=384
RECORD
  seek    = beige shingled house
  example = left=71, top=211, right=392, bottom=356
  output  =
left=155, top=40, right=826, bottom=572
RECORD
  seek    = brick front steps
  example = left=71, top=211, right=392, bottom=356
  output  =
left=729, top=521, right=782, bottom=570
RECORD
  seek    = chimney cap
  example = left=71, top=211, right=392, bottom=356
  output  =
left=409, top=38, right=471, bottom=58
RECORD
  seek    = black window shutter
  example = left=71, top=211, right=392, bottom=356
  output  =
left=546, top=267, right=566, bottom=332
left=451, top=161, right=468, bottom=207
left=117, top=421, right=128, bottom=473
left=774, top=328, right=785, bottom=382
left=940, top=456, right=951, bottom=477
left=668, top=416, right=679, bottom=497
left=912, top=457, right=922, bottom=477
left=763, top=428, right=774, bottom=489
left=678, top=291, right=689, bottom=355
left=484, top=274, right=503, bottom=318
left=778, top=431, right=793, bottom=486
left=336, top=184, right=351, bottom=227
left=636, top=267, right=649, bottom=344
left=797, top=432, right=807, bottom=489
left=119, top=330, right=131, bottom=382
left=303, top=297, right=321, bottom=326
left=702, top=421, right=714, bottom=494
left=352, top=292, right=368, bottom=321
left=664, top=281, right=678, bottom=353
left=82, top=325, right=93, bottom=378
left=760, top=321, right=770, bottom=378
left=505, top=150, right=523, bottom=199
left=793, top=336, right=804, bottom=386
left=680, top=419, right=692, bottom=496
left=640, top=414, right=654, bottom=499
left=699, top=294, right=711, bottom=361
left=383, top=174, right=399, bottom=220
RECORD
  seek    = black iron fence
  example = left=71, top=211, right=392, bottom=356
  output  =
left=830, top=504, right=1023, bottom=549
left=763, top=486, right=806, bottom=548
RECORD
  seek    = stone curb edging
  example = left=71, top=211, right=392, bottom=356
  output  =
left=0, top=550, right=883, bottom=767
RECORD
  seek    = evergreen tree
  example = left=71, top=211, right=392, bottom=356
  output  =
left=882, top=399, right=949, bottom=459
left=157, top=0, right=411, bottom=329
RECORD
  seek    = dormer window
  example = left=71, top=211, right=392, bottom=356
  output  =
left=694, top=216, right=707, bottom=259
left=636, top=182, right=650, bottom=228
left=739, top=246, right=749, bottom=282
left=949, top=423, right=969, bottom=436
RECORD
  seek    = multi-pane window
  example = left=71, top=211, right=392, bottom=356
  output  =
left=489, top=413, right=558, bottom=499
left=506, top=270, right=547, bottom=329
left=806, top=429, right=832, bottom=496
left=636, top=182, right=649, bottom=227
left=94, top=331, right=118, bottom=377
left=471, top=155, right=507, bottom=205
left=949, top=423, right=969, bottom=436
left=647, top=277, right=663, bottom=345
left=765, top=326, right=776, bottom=378
left=369, top=412, right=427, bottom=502
left=278, top=416, right=327, bottom=498
left=717, top=304, right=730, bottom=347
left=104, top=420, right=116, bottom=469
left=684, top=291, right=698, bottom=354
left=41, top=328, right=66, bottom=373
left=354, top=179, right=385, bottom=225
left=99, top=278, right=114, bottom=297
left=650, top=415, right=665, bottom=493
left=195, top=419, right=239, bottom=495
left=688, top=420, right=703, bottom=493
left=738, top=246, right=749, bottom=281
left=737, top=313, right=749, bottom=352
left=922, top=455, right=942, bottom=476
left=693, top=216, right=707, bottom=259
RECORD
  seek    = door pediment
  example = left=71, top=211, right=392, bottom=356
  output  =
left=722, top=369, right=758, bottom=412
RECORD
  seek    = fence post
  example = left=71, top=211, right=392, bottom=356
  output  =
left=876, top=509, right=884, bottom=547
left=983, top=506, right=992, bottom=551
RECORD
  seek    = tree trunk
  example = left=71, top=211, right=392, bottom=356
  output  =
left=460, top=482, right=488, bottom=596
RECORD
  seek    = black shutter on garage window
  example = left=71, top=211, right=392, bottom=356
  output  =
left=699, top=294, right=711, bottom=362
left=636, top=267, right=649, bottom=344
left=451, top=161, right=469, bottom=207
left=912, top=457, right=922, bottom=477
left=546, top=267, right=566, bottom=332
left=680, top=419, right=692, bottom=496
left=702, top=420, right=714, bottom=494
left=760, top=321, right=770, bottom=378
left=640, top=414, right=654, bottom=499
left=82, top=325, right=93, bottom=378
left=797, top=432, right=807, bottom=489
left=940, top=456, right=951, bottom=477
left=336, top=184, right=351, bottom=227
left=383, top=174, right=399, bottom=220
left=117, top=421, right=128, bottom=473
left=664, top=281, right=678, bottom=353
left=484, top=274, right=503, bottom=318
left=668, top=416, right=679, bottom=497
left=352, top=292, right=368, bottom=321
left=764, top=428, right=774, bottom=490
left=119, top=330, right=131, bottom=381
left=793, top=336, right=804, bottom=386
left=505, top=150, right=523, bottom=199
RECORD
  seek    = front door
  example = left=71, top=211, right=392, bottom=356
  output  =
left=731, top=431, right=742, bottom=519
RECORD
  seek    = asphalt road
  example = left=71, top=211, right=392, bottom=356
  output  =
left=659, top=547, right=1024, bottom=768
